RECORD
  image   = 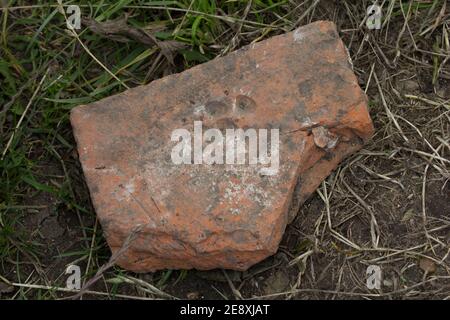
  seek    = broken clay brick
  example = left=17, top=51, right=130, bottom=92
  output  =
left=70, top=20, right=374, bottom=272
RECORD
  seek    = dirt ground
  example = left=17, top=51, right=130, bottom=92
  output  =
left=0, top=0, right=449, bottom=300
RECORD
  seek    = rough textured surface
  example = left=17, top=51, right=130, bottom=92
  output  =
left=70, top=20, right=374, bottom=272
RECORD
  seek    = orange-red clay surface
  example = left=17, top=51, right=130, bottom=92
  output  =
left=71, top=21, right=374, bottom=272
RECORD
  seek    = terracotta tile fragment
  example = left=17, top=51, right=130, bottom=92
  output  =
left=71, top=20, right=374, bottom=271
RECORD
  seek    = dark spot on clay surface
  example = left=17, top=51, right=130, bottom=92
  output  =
left=205, top=100, right=229, bottom=116
left=236, top=95, right=257, bottom=112
left=298, top=80, right=313, bottom=98
left=286, top=101, right=308, bottom=123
